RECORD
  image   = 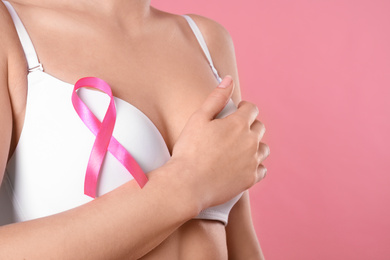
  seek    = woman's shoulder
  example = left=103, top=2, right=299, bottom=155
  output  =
left=152, top=9, right=237, bottom=77
left=0, top=1, right=14, bottom=60
left=181, top=13, right=234, bottom=48
left=0, top=1, right=15, bottom=95
left=179, top=13, right=239, bottom=94
left=153, top=9, right=234, bottom=54
left=0, top=1, right=24, bottom=58
left=178, top=13, right=241, bottom=105
left=0, top=1, right=28, bottom=83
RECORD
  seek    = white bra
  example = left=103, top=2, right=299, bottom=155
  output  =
left=0, top=0, right=242, bottom=226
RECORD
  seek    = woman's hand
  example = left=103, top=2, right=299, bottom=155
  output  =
left=170, top=75, right=270, bottom=211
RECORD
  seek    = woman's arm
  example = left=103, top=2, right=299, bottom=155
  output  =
left=227, top=74, right=265, bottom=259
left=0, top=161, right=198, bottom=260
left=187, top=14, right=266, bottom=259
left=0, top=3, right=13, bottom=189
left=226, top=192, right=265, bottom=260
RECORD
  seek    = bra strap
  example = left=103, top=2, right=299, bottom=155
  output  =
left=3, top=1, right=43, bottom=72
left=182, top=15, right=222, bottom=82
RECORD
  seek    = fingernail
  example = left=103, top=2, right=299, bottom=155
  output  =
left=218, top=75, right=233, bottom=88
left=263, top=168, right=267, bottom=179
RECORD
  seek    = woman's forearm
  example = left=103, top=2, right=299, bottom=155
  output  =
left=0, top=160, right=199, bottom=260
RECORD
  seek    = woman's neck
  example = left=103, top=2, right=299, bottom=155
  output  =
left=7, top=0, right=153, bottom=34
left=7, top=0, right=152, bottom=24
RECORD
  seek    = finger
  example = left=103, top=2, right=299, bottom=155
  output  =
left=198, top=76, right=234, bottom=121
left=235, top=101, right=259, bottom=126
left=257, top=142, right=270, bottom=164
left=257, top=164, right=267, bottom=181
left=250, top=120, right=266, bottom=142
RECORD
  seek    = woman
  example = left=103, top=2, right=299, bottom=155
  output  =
left=0, top=0, right=269, bottom=259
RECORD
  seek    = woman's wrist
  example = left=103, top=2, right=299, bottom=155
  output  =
left=154, top=157, right=203, bottom=219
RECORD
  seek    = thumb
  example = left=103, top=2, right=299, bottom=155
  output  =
left=199, top=75, right=234, bottom=121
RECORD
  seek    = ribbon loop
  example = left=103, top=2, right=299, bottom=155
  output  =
left=72, top=77, right=148, bottom=198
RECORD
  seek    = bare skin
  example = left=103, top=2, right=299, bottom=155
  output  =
left=0, top=0, right=269, bottom=259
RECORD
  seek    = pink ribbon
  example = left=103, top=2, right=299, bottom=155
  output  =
left=72, top=77, right=148, bottom=198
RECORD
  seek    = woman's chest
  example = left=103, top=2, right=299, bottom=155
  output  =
left=6, top=29, right=223, bottom=220
left=6, top=59, right=220, bottom=223
left=10, top=42, right=220, bottom=159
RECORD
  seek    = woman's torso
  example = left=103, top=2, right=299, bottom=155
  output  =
left=2, top=1, right=236, bottom=259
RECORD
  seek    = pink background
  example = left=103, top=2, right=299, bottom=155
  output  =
left=151, top=0, right=390, bottom=259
